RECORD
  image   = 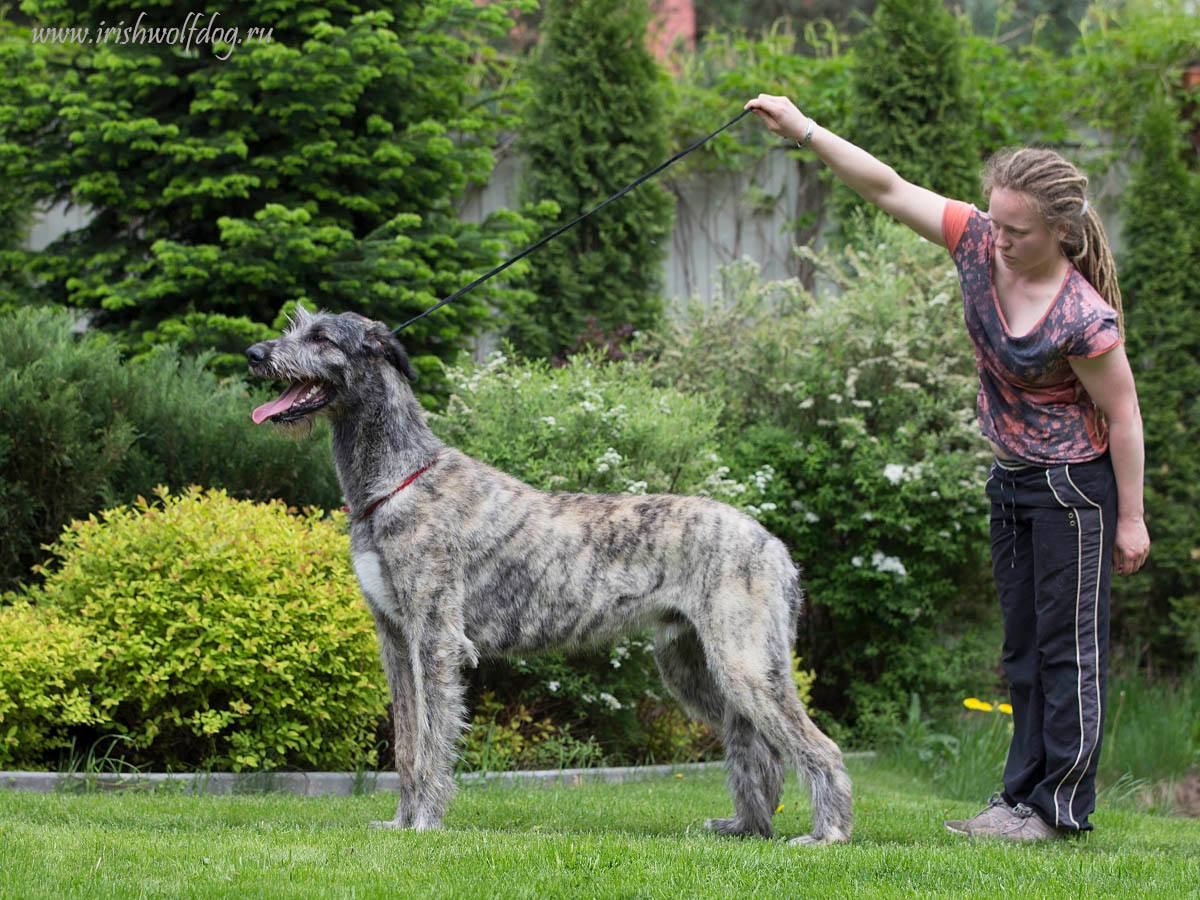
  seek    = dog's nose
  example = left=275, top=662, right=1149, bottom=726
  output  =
left=245, top=343, right=269, bottom=365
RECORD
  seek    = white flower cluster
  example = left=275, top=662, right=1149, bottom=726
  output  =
left=744, top=502, right=777, bottom=518
left=610, top=643, right=631, bottom=668
left=851, top=551, right=908, bottom=578
left=872, top=551, right=908, bottom=577
left=600, top=402, right=628, bottom=423
left=580, top=690, right=624, bottom=710
left=701, top=464, right=745, bottom=496
left=442, top=351, right=517, bottom=417
left=623, top=479, right=648, bottom=495
left=595, top=446, right=622, bottom=474
left=547, top=680, right=560, bottom=692
left=447, top=351, right=508, bottom=394
left=883, top=462, right=926, bottom=485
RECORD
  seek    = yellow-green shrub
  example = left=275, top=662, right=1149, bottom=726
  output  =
left=0, top=602, right=105, bottom=768
left=22, top=486, right=388, bottom=771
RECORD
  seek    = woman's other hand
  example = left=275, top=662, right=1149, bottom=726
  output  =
left=1114, top=516, right=1150, bottom=576
left=744, top=94, right=810, bottom=143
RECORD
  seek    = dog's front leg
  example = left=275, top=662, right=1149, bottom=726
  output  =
left=368, top=608, right=420, bottom=829
left=407, top=624, right=470, bottom=831
left=370, top=557, right=469, bottom=832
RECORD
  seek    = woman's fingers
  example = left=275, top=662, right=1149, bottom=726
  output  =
left=1114, top=543, right=1150, bottom=575
left=745, top=94, right=804, bottom=140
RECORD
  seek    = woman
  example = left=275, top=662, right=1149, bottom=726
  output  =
left=744, top=94, right=1151, bottom=841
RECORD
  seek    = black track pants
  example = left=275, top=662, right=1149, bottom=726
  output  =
left=987, top=452, right=1117, bottom=832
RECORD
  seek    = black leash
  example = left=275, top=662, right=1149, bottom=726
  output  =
left=392, top=108, right=753, bottom=333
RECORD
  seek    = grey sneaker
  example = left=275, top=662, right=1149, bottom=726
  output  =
left=989, top=803, right=1064, bottom=842
left=944, top=792, right=1015, bottom=836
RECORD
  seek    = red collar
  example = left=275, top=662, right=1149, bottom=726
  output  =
left=343, top=454, right=441, bottom=523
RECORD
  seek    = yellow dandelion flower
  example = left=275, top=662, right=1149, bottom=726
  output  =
left=776, top=803, right=785, bottom=814
left=963, top=697, right=993, bottom=712
left=998, top=703, right=1013, bottom=715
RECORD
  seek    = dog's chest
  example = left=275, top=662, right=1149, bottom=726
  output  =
left=351, top=550, right=393, bottom=616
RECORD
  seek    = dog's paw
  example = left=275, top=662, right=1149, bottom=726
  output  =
left=368, top=819, right=407, bottom=831
left=787, top=828, right=850, bottom=847
left=704, top=816, right=769, bottom=839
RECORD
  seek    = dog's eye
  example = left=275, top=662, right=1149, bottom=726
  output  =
left=309, top=332, right=332, bottom=345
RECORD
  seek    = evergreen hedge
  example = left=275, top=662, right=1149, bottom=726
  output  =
left=1117, top=95, right=1200, bottom=671
left=0, top=306, right=340, bottom=591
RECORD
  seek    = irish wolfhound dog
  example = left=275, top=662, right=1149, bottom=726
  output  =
left=245, top=308, right=852, bottom=844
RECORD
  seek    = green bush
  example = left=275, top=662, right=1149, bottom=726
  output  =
left=14, top=486, right=387, bottom=772
left=0, top=602, right=105, bottom=768
left=645, top=219, right=1000, bottom=742
left=458, top=691, right=607, bottom=773
left=0, top=306, right=341, bottom=591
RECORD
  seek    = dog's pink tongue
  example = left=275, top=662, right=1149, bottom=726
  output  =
left=252, top=382, right=307, bottom=424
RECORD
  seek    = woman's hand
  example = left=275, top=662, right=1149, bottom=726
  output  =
left=1113, top=515, right=1150, bottom=576
left=744, top=94, right=810, bottom=143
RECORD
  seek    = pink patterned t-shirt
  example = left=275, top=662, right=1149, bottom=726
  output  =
left=942, top=199, right=1121, bottom=465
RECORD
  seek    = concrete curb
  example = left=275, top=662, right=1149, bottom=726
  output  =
left=0, top=753, right=874, bottom=796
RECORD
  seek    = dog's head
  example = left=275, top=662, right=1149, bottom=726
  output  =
left=245, top=307, right=417, bottom=431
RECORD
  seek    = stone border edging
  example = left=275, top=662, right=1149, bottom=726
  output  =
left=0, top=753, right=874, bottom=796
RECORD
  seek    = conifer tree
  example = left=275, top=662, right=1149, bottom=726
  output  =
left=837, top=0, right=980, bottom=232
left=504, top=0, right=674, bottom=361
left=0, top=0, right=531, bottom=384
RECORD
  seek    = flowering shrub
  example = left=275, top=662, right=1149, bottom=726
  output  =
left=433, top=345, right=726, bottom=498
left=645, top=217, right=1001, bottom=742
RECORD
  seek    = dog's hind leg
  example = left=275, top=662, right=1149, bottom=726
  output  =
left=654, top=620, right=784, bottom=838
left=710, top=712, right=785, bottom=838
left=700, top=623, right=853, bottom=845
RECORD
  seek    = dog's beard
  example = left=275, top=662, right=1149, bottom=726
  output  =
left=275, top=415, right=318, bottom=439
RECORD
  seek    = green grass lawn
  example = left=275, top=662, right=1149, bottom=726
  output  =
left=1, top=760, right=1196, bottom=898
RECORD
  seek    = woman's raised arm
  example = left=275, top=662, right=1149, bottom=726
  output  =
left=745, top=94, right=951, bottom=248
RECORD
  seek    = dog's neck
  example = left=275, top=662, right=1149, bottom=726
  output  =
left=331, top=368, right=444, bottom=513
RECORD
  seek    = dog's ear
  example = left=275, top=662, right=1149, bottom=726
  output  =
left=364, top=324, right=419, bottom=382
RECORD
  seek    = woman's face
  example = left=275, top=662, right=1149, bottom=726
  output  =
left=987, top=187, right=1064, bottom=274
